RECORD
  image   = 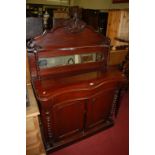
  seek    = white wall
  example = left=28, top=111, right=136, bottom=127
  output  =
left=27, top=0, right=70, bottom=6
left=73, top=0, right=129, bottom=10
left=27, top=0, right=129, bottom=9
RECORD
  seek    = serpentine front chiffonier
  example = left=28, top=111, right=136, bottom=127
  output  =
left=27, top=16, right=127, bottom=153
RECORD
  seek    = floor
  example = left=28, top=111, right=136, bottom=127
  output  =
left=48, top=91, right=129, bottom=155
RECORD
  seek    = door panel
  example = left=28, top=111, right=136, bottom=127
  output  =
left=52, top=100, right=85, bottom=141
left=86, top=88, right=115, bottom=129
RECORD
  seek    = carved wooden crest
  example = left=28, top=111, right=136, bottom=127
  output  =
left=63, top=12, right=86, bottom=33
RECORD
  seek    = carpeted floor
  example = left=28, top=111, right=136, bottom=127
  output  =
left=48, top=91, right=129, bottom=155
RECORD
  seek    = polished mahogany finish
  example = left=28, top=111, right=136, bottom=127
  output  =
left=27, top=16, right=127, bottom=153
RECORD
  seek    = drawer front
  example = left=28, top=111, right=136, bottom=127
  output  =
left=26, top=116, right=46, bottom=155
left=26, top=142, right=45, bottom=155
left=52, top=80, right=119, bottom=104
left=26, top=130, right=40, bottom=146
left=26, top=117, right=38, bottom=132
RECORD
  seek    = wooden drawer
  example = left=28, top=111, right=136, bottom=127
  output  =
left=26, top=130, right=39, bottom=146
left=26, top=116, right=46, bottom=155
left=108, top=50, right=128, bottom=66
left=26, top=142, right=45, bottom=155
left=26, top=116, right=39, bottom=132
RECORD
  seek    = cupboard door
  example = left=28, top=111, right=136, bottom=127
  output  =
left=86, top=88, right=116, bottom=129
left=52, top=100, right=85, bottom=141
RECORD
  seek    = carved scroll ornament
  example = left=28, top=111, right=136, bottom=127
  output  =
left=63, top=12, right=86, bottom=33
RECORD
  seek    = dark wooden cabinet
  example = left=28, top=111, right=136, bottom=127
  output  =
left=81, top=9, right=108, bottom=35
left=27, top=15, right=127, bottom=153
left=112, top=0, right=129, bottom=3
left=82, top=9, right=100, bottom=31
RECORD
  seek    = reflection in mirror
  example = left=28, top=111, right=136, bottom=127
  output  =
left=38, top=52, right=104, bottom=69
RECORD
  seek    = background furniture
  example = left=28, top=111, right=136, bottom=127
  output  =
left=108, top=49, right=128, bottom=66
left=112, top=0, right=129, bottom=3
left=106, top=9, right=129, bottom=67
left=26, top=17, right=43, bottom=40
left=82, top=9, right=108, bottom=35
left=26, top=52, right=46, bottom=155
left=82, top=9, right=100, bottom=31
left=26, top=84, right=46, bottom=155
left=106, top=9, right=128, bottom=47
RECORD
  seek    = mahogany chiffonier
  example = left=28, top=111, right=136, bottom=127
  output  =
left=27, top=16, right=127, bottom=153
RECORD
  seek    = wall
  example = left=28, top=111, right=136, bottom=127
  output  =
left=26, top=0, right=71, bottom=6
left=73, top=0, right=129, bottom=10
left=27, top=0, right=128, bottom=9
